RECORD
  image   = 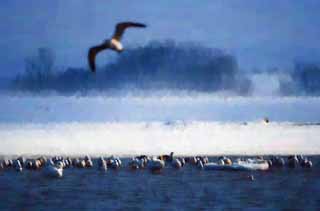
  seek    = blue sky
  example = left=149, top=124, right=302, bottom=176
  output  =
left=0, top=0, right=319, bottom=77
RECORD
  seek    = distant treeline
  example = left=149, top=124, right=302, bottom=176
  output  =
left=12, top=41, right=251, bottom=94
left=10, top=40, right=320, bottom=96
left=280, top=63, right=320, bottom=96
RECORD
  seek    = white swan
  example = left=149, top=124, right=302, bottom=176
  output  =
left=148, top=157, right=165, bottom=171
left=85, top=159, right=93, bottom=168
left=129, top=158, right=141, bottom=170
left=44, top=160, right=63, bottom=178
left=13, top=160, right=23, bottom=172
left=287, top=155, right=299, bottom=168
left=300, top=158, right=313, bottom=168
left=98, top=157, right=107, bottom=172
left=197, top=160, right=204, bottom=170
left=107, top=156, right=122, bottom=169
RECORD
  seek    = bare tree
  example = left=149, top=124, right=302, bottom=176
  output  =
left=24, top=47, right=55, bottom=89
left=25, top=47, right=55, bottom=75
left=38, top=47, right=55, bottom=75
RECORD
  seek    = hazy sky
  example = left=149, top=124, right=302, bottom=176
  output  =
left=1, top=0, right=319, bottom=77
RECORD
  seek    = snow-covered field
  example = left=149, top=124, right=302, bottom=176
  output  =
left=1, top=94, right=320, bottom=156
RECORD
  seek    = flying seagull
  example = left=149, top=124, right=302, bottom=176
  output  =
left=88, top=22, right=146, bottom=72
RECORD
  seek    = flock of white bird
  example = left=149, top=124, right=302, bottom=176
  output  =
left=0, top=153, right=313, bottom=179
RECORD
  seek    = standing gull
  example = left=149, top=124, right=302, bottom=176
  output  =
left=88, top=22, right=146, bottom=72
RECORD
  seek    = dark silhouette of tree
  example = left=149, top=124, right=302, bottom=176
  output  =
left=12, top=41, right=253, bottom=95
left=20, top=47, right=55, bottom=90
left=279, top=62, right=320, bottom=96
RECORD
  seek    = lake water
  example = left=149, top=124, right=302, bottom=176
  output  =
left=0, top=156, right=319, bottom=210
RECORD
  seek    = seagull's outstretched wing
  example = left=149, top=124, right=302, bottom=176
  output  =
left=112, top=22, right=146, bottom=41
left=88, top=43, right=110, bottom=72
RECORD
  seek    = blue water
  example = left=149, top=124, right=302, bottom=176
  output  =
left=0, top=157, right=319, bottom=210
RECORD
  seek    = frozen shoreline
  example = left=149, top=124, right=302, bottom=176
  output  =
left=1, top=95, right=320, bottom=123
left=1, top=121, right=319, bottom=156
left=1, top=94, right=319, bottom=156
